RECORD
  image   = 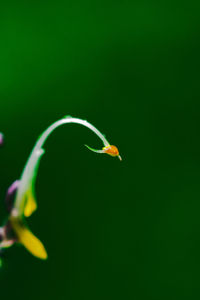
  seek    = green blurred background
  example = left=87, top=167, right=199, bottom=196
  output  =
left=0, top=1, right=200, bottom=299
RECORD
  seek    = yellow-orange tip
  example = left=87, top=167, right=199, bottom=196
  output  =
left=103, top=145, right=120, bottom=158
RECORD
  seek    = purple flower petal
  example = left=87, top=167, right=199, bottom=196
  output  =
left=0, top=133, right=4, bottom=147
left=5, top=180, right=20, bottom=213
left=0, top=223, right=17, bottom=249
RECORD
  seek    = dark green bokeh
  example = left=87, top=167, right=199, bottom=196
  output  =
left=0, top=1, right=200, bottom=299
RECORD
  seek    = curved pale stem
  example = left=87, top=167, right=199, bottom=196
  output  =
left=13, top=116, right=110, bottom=217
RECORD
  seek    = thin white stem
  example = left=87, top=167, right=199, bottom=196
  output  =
left=14, top=117, right=110, bottom=216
